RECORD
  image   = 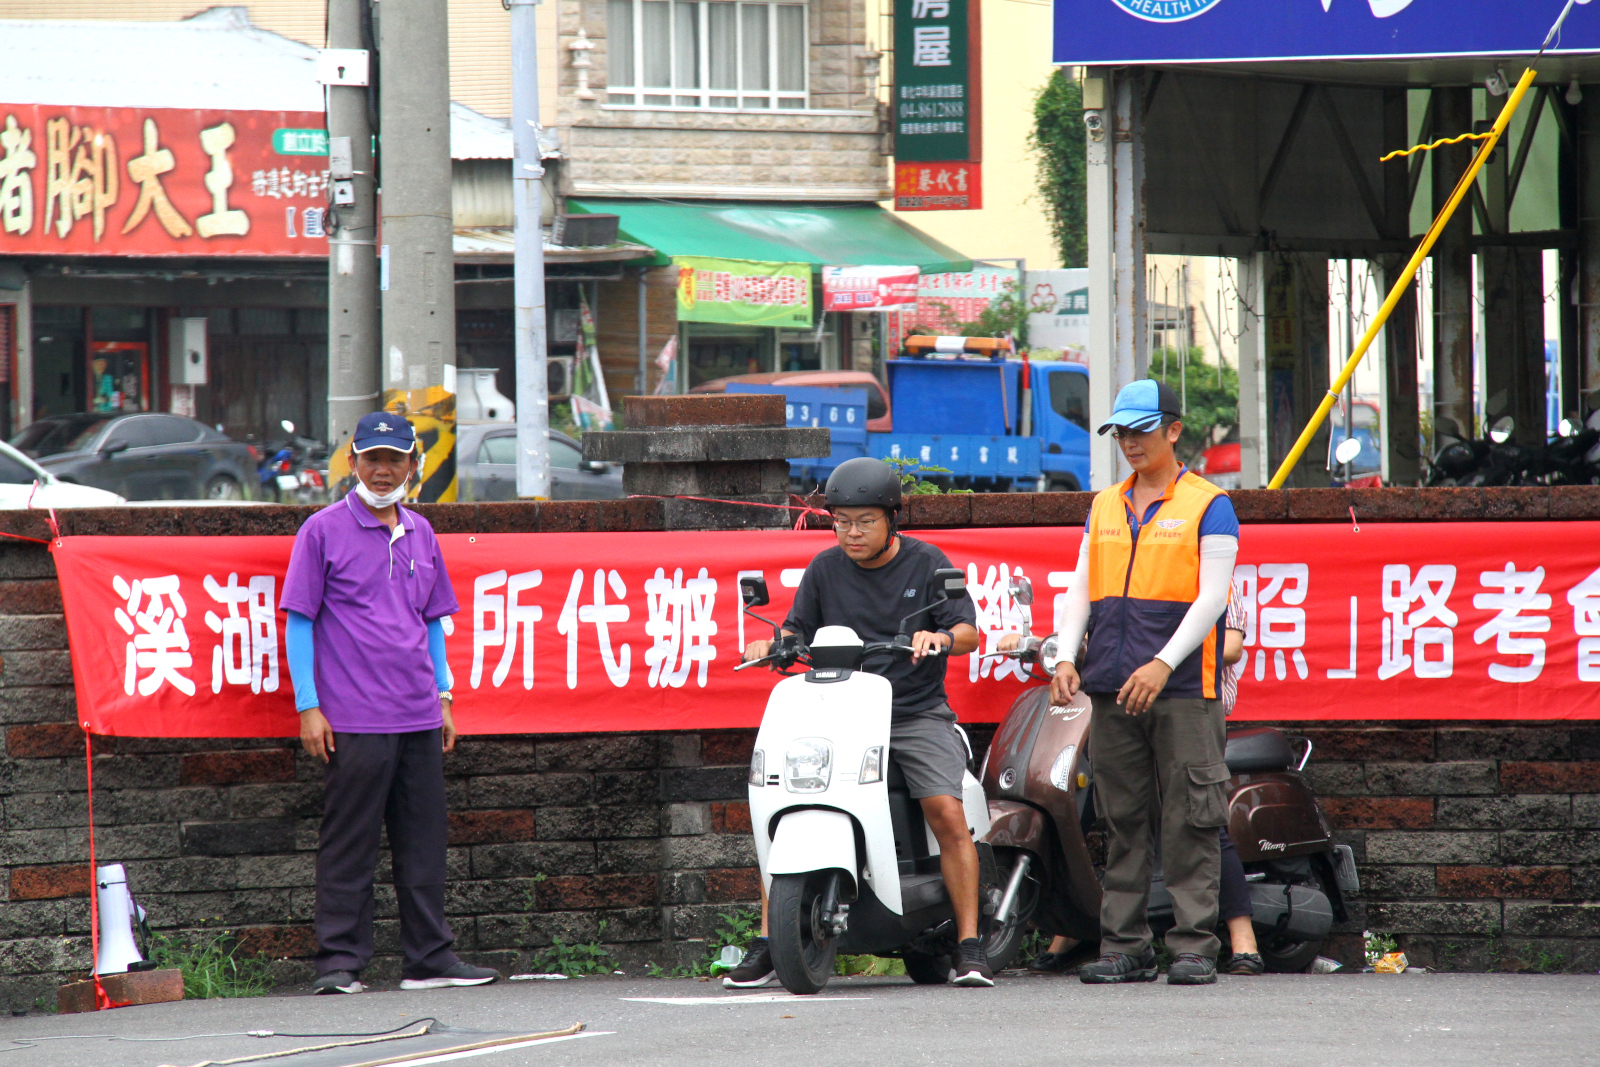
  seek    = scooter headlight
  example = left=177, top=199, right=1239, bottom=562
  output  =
left=749, top=749, right=764, bottom=787
left=859, top=746, right=884, bottom=785
left=785, top=737, right=833, bottom=793
left=1039, top=636, right=1061, bottom=671
left=1048, top=744, right=1078, bottom=791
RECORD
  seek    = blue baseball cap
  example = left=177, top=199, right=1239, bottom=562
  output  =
left=1097, top=379, right=1183, bottom=436
left=352, top=411, right=417, bottom=453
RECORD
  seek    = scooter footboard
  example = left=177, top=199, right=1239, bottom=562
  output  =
left=766, top=809, right=859, bottom=894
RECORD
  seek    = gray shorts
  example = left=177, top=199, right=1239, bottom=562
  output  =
left=890, top=704, right=969, bottom=800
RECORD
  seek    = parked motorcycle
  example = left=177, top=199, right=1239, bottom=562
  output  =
left=737, top=571, right=1026, bottom=995
left=983, top=620, right=1360, bottom=973
left=257, top=420, right=329, bottom=504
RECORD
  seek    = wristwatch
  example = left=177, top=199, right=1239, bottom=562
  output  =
left=439, top=691, right=454, bottom=706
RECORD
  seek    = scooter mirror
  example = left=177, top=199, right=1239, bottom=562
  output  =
left=934, top=567, right=968, bottom=599
left=1334, top=437, right=1362, bottom=465
left=739, top=575, right=770, bottom=607
left=281, top=419, right=296, bottom=435
left=1559, top=418, right=1577, bottom=438
left=1008, top=575, right=1034, bottom=606
left=1489, top=415, right=1514, bottom=444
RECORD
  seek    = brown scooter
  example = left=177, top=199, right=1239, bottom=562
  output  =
left=980, top=624, right=1359, bottom=973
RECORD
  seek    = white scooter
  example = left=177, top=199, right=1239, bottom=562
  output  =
left=736, top=571, right=1024, bottom=995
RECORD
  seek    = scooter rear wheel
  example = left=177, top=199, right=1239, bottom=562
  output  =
left=768, top=871, right=840, bottom=995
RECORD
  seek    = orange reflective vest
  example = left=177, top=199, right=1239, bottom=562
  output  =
left=1080, top=469, right=1227, bottom=700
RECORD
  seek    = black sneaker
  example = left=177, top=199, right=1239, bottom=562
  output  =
left=399, top=961, right=500, bottom=990
left=1167, top=953, right=1218, bottom=985
left=1028, top=941, right=1100, bottom=973
left=950, top=938, right=995, bottom=987
left=1079, top=949, right=1159, bottom=984
left=312, top=970, right=363, bottom=994
left=722, top=938, right=775, bottom=989
left=1225, top=952, right=1264, bottom=976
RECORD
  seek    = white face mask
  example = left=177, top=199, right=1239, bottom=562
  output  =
left=353, top=479, right=409, bottom=508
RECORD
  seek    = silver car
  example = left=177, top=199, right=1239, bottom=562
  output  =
left=455, top=423, right=623, bottom=501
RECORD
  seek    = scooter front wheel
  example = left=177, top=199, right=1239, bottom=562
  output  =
left=768, top=871, right=841, bottom=995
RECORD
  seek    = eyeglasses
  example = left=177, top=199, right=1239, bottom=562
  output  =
left=1111, top=422, right=1170, bottom=441
left=832, top=517, right=883, bottom=533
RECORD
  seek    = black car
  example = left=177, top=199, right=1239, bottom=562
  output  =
left=13, top=413, right=258, bottom=501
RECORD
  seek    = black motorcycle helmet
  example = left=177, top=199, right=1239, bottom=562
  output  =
left=824, top=458, right=904, bottom=561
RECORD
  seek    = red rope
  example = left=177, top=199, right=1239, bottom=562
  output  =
left=0, top=529, right=51, bottom=546
left=626, top=494, right=832, bottom=531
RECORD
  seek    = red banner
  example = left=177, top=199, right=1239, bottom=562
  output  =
left=894, top=162, right=982, bottom=211
left=51, top=522, right=1600, bottom=738
left=0, top=105, right=329, bottom=257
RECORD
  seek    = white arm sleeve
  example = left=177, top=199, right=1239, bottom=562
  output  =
left=1057, top=538, right=1091, bottom=665
left=1153, top=534, right=1239, bottom=671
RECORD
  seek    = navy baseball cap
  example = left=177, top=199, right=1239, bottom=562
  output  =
left=352, top=412, right=417, bottom=453
left=1097, top=379, right=1183, bottom=436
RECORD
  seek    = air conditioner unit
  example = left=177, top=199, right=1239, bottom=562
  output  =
left=548, top=356, right=575, bottom=397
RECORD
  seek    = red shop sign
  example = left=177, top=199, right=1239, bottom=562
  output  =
left=0, top=104, right=329, bottom=257
left=51, top=522, right=1600, bottom=739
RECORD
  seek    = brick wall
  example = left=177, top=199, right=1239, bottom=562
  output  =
left=2, top=487, right=1599, bottom=1007
left=1296, top=724, right=1600, bottom=973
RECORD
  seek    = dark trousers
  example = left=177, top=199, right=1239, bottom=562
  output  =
left=1218, top=829, right=1251, bottom=922
left=1090, top=694, right=1229, bottom=960
left=315, top=729, right=459, bottom=979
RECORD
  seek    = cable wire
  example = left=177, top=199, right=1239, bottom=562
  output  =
left=0, top=1017, right=439, bottom=1053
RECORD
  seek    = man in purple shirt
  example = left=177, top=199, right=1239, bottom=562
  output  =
left=283, top=412, right=497, bottom=994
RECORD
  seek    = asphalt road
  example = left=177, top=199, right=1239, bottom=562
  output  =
left=2, top=972, right=1596, bottom=1067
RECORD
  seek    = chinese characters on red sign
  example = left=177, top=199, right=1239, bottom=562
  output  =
left=50, top=523, right=1600, bottom=739
left=0, top=105, right=329, bottom=256
left=894, top=161, right=982, bottom=211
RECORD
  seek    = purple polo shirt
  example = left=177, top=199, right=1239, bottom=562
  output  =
left=281, top=495, right=459, bottom=733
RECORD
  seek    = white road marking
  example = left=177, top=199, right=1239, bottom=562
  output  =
left=621, top=995, right=870, bottom=1005
left=388, top=1031, right=613, bottom=1065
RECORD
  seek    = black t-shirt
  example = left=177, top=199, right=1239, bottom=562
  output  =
left=784, top=536, right=978, bottom=715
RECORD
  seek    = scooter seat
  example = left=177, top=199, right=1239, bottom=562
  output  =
left=1224, top=727, right=1295, bottom=774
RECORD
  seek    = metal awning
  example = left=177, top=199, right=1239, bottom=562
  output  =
left=452, top=227, right=655, bottom=265
left=564, top=199, right=973, bottom=274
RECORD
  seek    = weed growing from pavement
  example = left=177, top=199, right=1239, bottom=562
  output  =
left=31, top=995, right=55, bottom=1014
left=150, top=928, right=273, bottom=998
left=655, top=909, right=761, bottom=977
left=533, top=920, right=615, bottom=976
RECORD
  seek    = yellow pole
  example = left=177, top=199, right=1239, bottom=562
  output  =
left=1265, top=66, right=1540, bottom=490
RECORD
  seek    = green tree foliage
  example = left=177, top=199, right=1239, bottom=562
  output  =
left=1149, top=348, right=1239, bottom=464
left=1030, top=70, right=1088, bottom=269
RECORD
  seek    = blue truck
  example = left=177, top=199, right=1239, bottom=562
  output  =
left=728, top=352, right=1092, bottom=492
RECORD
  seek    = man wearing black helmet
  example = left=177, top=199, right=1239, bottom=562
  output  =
left=731, top=458, right=988, bottom=987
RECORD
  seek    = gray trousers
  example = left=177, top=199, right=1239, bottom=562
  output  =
left=314, top=728, right=459, bottom=979
left=1090, top=693, right=1230, bottom=960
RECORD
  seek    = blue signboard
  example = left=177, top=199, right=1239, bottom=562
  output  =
left=1055, top=0, right=1600, bottom=65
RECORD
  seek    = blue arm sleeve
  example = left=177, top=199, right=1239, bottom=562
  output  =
left=428, top=617, right=453, bottom=693
left=286, top=611, right=318, bottom=712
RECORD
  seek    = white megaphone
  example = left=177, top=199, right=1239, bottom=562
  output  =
left=94, top=864, right=146, bottom=975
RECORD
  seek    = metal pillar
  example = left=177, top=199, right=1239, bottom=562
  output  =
left=636, top=266, right=648, bottom=397
left=511, top=0, right=552, bottom=498
left=326, top=0, right=380, bottom=457
left=1236, top=254, right=1266, bottom=489
left=379, top=0, right=458, bottom=500
left=1085, top=68, right=1145, bottom=491
left=1577, top=90, right=1600, bottom=421
left=1380, top=255, right=1422, bottom=485
left=1431, top=87, right=1476, bottom=445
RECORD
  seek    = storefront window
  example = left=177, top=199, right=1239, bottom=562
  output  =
left=684, top=323, right=770, bottom=388
left=607, top=0, right=808, bottom=110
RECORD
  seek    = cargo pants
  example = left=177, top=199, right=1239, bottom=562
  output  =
left=1089, top=693, right=1230, bottom=961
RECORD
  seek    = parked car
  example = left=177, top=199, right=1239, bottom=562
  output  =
left=690, top=370, right=893, bottom=432
left=0, top=439, right=125, bottom=508
left=456, top=424, right=623, bottom=500
left=12, top=413, right=257, bottom=501
left=1197, top=400, right=1383, bottom=489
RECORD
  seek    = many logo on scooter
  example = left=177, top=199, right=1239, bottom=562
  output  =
left=1258, top=839, right=1287, bottom=851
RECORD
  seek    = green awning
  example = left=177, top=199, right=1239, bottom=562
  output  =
left=565, top=199, right=973, bottom=275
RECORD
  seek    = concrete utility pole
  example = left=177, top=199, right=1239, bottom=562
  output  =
left=511, top=0, right=552, bottom=499
left=379, top=0, right=458, bottom=500
left=325, top=0, right=380, bottom=455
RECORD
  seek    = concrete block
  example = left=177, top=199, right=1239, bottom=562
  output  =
left=1301, top=727, right=1433, bottom=761
left=470, top=772, right=593, bottom=809
left=1354, top=865, right=1435, bottom=899
left=1502, top=903, right=1600, bottom=938
left=1435, top=795, right=1570, bottom=830
left=0, top=685, right=76, bottom=724
left=1436, top=865, right=1570, bottom=900
left=595, top=770, right=660, bottom=805
left=447, top=809, right=537, bottom=845
left=1501, top=830, right=1600, bottom=865
left=622, top=460, right=792, bottom=497
left=1573, top=795, right=1600, bottom=827
left=1303, top=762, right=1368, bottom=795
left=1365, top=831, right=1499, bottom=864
left=1501, top=762, right=1600, bottom=794
left=1365, top=900, right=1501, bottom=934
left=1321, top=796, right=1433, bottom=829
left=1365, top=762, right=1500, bottom=796
left=661, top=495, right=793, bottom=530
left=660, top=767, right=747, bottom=803
left=663, top=833, right=757, bottom=870
left=666, top=802, right=710, bottom=836
left=179, top=819, right=296, bottom=857
left=624, top=394, right=785, bottom=428
left=0, top=616, right=66, bottom=651
left=1435, top=727, right=1570, bottom=761
left=538, top=735, right=661, bottom=772
left=597, top=839, right=660, bottom=874
left=58, top=967, right=182, bottom=1014
left=470, top=840, right=595, bottom=880
left=583, top=427, right=830, bottom=464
